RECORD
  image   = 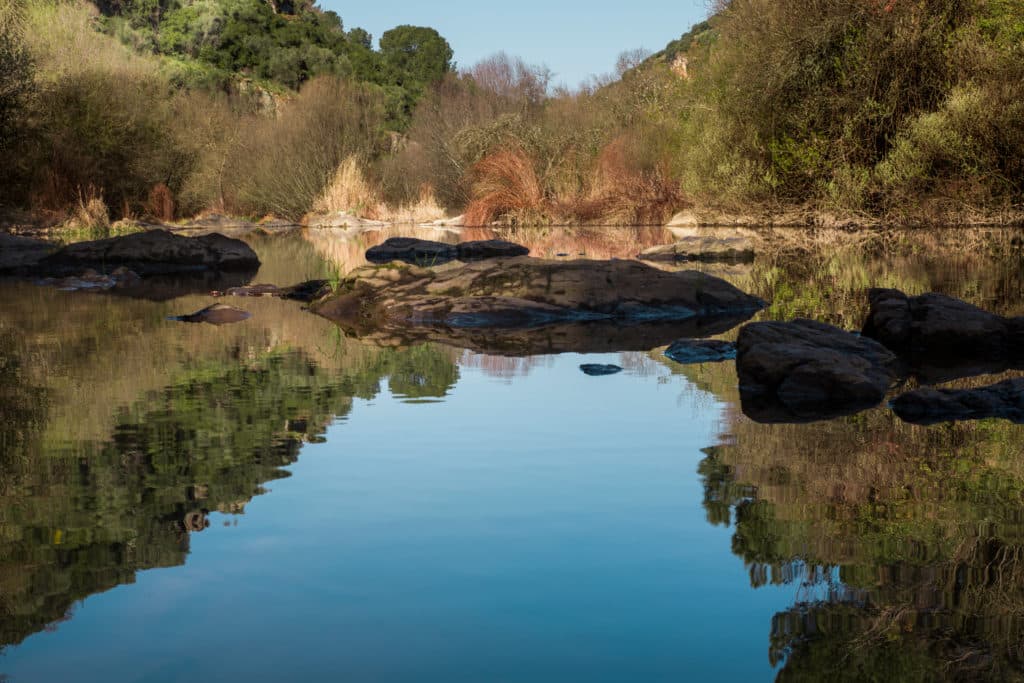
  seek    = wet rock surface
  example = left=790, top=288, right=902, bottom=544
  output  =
left=212, top=279, right=332, bottom=303
left=737, top=319, right=901, bottom=423
left=0, top=233, right=56, bottom=272
left=580, top=364, right=623, bottom=376
left=36, top=230, right=260, bottom=276
left=315, top=257, right=765, bottom=333
left=863, top=288, right=1024, bottom=383
left=364, top=237, right=529, bottom=265
left=664, top=339, right=737, bottom=364
left=168, top=303, right=252, bottom=325
left=892, top=378, right=1024, bottom=425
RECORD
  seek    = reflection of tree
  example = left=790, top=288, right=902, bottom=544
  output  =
left=0, top=341, right=459, bottom=650
left=0, top=331, right=49, bottom=466
left=701, top=396, right=1024, bottom=680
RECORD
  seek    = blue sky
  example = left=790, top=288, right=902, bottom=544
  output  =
left=321, top=1, right=709, bottom=88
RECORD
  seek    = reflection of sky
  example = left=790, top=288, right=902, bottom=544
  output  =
left=4, top=353, right=797, bottom=682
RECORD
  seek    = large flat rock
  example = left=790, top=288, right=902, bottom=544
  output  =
left=314, top=257, right=765, bottom=333
left=37, top=229, right=260, bottom=275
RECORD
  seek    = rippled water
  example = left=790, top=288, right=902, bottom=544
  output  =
left=2, top=226, right=1024, bottom=682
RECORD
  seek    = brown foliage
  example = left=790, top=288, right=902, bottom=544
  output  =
left=463, top=148, right=544, bottom=226
left=146, top=183, right=175, bottom=221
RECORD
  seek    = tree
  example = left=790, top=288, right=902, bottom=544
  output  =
left=379, top=25, right=453, bottom=88
left=0, top=1, right=32, bottom=155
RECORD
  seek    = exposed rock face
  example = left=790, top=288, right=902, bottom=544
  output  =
left=664, top=339, right=737, bottom=364
left=580, top=364, right=623, bottom=376
left=862, top=288, right=1024, bottom=382
left=38, top=230, right=260, bottom=276
left=364, top=237, right=529, bottom=265
left=737, top=319, right=901, bottom=423
left=892, top=379, right=1024, bottom=425
left=168, top=303, right=252, bottom=325
left=315, top=257, right=765, bottom=333
left=638, top=237, right=754, bottom=263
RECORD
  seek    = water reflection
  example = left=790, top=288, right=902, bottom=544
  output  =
left=3, top=226, right=1024, bottom=679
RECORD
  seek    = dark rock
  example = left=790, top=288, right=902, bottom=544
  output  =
left=280, top=279, right=332, bottom=302
left=737, top=319, right=901, bottom=423
left=365, top=237, right=457, bottom=264
left=862, top=288, right=1024, bottom=383
left=892, top=378, right=1024, bottom=425
left=456, top=240, right=529, bottom=260
left=0, top=233, right=55, bottom=272
left=316, top=257, right=765, bottom=333
left=38, top=229, right=260, bottom=276
left=211, top=279, right=332, bottom=303
left=665, top=339, right=736, bottom=364
left=638, top=236, right=755, bottom=263
left=580, top=364, right=623, bottom=376
left=168, top=303, right=252, bottom=325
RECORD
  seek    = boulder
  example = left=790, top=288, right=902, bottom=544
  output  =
left=315, top=257, right=765, bottom=332
left=737, top=319, right=901, bottom=423
left=0, top=233, right=55, bottom=272
left=366, top=237, right=457, bottom=264
left=892, top=379, right=1024, bottom=425
left=862, top=288, right=1024, bottom=383
left=638, top=237, right=754, bottom=263
left=168, top=303, right=252, bottom=325
left=665, top=339, right=737, bottom=364
left=580, top=364, right=623, bottom=376
left=37, top=230, right=260, bottom=276
left=365, top=237, right=529, bottom=265
left=211, top=279, right=332, bottom=303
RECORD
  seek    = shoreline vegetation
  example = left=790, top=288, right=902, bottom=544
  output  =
left=1, top=0, right=1023, bottom=236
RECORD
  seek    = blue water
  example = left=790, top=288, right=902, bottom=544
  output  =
left=2, top=352, right=794, bottom=682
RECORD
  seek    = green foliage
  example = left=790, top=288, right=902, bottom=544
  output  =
left=0, top=0, right=33, bottom=176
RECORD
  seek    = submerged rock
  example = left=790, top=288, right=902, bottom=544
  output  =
left=737, top=319, right=901, bottom=423
left=37, top=229, right=260, bottom=276
left=580, top=364, right=623, bottom=376
left=892, top=379, right=1024, bottom=425
left=212, top=279, right=332, bottom=303
left=665, top=339, right=737, bottom=364
left=862, top=288, right=1024, bottom=383
left=168, top=303, right=252, bottom=325
left=638, top=237, right=754, bottom=263
left=315, top=257, right=765, bottom=333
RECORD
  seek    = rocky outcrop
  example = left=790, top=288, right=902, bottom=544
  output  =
left=168, top=303, right=252, bottom=325
left=303, top=212, right=386, bottom=229
left=737, top=319, right=901, bottom=423
left=638, top=237, right=754, bottom=263
left=892, top=379, right=1024, bottom=425
left=664, top=339, right=737, bottom=364
left=364, top=237, right=529, bottom=265
left=580, top=364, right=623, bottom=376
left=315, top=257, right=765, bottom=333
left=37, top=230, right=260, bottom=276
left=862, top=288, right=1024, bottom=383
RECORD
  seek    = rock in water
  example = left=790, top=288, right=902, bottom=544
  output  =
left=580, top=364, right=623, bottom=376
left=366, top=238, right=458, bottom=264
left=38, top=229, right=260, bottom=275
left=737, top=319, right=901, bottom=423
left=455, top=240, right=530, bottom=260
left=665, top=339, right=737, bottom=364
left=862, top=288, right=1024, bottom=382
left=638, top=237, right=754, bottom=263
left=315, top=257, right=765, bottom=331
left=892, top=379, right=1024, bottom=425
left=169, top=304, right=251, bottom=325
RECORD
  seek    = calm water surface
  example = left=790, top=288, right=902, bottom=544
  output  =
left=2, top=226, right=1024, bottom=682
